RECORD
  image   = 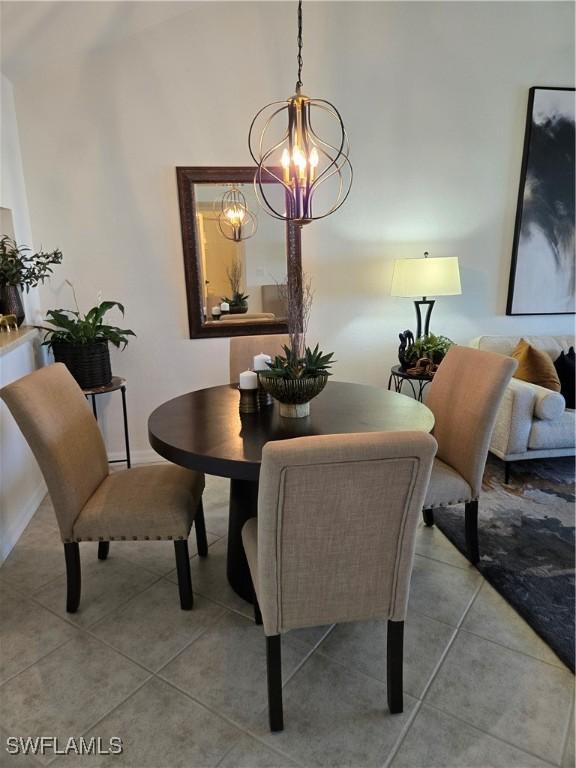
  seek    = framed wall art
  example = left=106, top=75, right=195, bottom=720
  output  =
left=507, top=87, right=575, bottom=315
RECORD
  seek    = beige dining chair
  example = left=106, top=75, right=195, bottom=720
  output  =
left=0, top=363, right=207, bottom=613
left=229, top=334, right=289, bottom=384
left=422, top=346, right=517, bottom=563
left=242, top=431, right=437, bottom=731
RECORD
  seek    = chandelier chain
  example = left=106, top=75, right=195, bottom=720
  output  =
left=296, top=0, right=303, bottom=90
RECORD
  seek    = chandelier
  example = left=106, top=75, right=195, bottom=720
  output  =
left=248, top=0, right=352, bottom=225
left=217, top=186, right=257, bottom=242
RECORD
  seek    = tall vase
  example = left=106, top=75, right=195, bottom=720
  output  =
left=0, top=285, right=25, bottom=326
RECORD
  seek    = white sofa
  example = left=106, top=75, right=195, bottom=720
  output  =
left=470, top=335, right=575, bottom=480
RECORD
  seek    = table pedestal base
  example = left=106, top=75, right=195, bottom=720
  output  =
left=227, top=478, right=259, bottom=602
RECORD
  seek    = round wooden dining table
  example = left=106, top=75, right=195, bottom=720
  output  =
left=148, top=381, right=434, bottom=602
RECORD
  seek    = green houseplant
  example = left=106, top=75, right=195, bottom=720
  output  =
left=406, top=333, right=454, bottom=367
left=257, top=276, right=335, bottom=417
left=40, top=286, right=135, bottom=389
left=0, top=236, right=63, bottom=326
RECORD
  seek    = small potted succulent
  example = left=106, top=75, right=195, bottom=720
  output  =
left=258, top=275, right=335, bottom=417
left=223, top=257, right=249, bottom=314
left=0, top=236, right=63, bottom=326
left=40, top=284, right=135, bottom=389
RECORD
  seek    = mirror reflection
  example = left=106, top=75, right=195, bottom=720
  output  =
left=194, top=183, right=288, bottom=327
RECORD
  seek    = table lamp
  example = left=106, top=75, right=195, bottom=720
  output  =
left=390, top=252, right=461, bottom=337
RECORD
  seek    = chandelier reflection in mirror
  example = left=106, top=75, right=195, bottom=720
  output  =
left=248, top=0, right=352, bottom=226
left=216, top=185, right=258, bottom=242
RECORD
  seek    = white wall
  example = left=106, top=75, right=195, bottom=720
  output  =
left=3, top=1, right=574, bottom=460
left=0, top=73, right=46, bottom=561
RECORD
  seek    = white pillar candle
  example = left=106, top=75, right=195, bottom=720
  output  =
left=239, top=370, right=258, bottom=390
left=253, top=353, right=272, bottom=371
left=220, top=301, right=230, bottom=312
left=211, top=306, right=221, bottom=316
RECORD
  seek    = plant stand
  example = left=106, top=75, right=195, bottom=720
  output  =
left=83, top=376, right=131, bottom=468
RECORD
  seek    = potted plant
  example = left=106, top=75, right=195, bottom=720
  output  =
left=0, top=236, right=63, bottom=326
left=222, top=257, right=249, bottom=314
left=40, top=285, right=135, bottom=389
left=258, top=275, right=335, bottom=417
left=404, top=333, right=454, bottom=370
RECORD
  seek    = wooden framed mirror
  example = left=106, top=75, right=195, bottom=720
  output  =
left=177, top=167, right=302, bottom=339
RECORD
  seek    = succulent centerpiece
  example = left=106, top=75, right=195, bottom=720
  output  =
left=258, top=275, right=335, bottom=417
left=223, top=257, right=249, bottom=314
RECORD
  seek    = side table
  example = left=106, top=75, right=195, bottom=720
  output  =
left=388, top=365, right=432, bottom=402
left=83, top=376, right=131, bottom=468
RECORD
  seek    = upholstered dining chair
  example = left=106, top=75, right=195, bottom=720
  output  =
left=229, top=334, right=289, bottom=383
left=422, top=345, right=517, bottom=563
left=241, top=431, right=437, bottom=732
left=0, top=363, right=207, bottom=613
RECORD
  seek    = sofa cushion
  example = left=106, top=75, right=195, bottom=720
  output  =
left=528, top=410, right=576, bottom=450
left=554, top=347, right=575, bottom=409
left=512, top=339, right=561, bottom=392
left=471, top=335, right=574, bottom=361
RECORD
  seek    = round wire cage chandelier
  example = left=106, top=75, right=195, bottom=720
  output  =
left=248, top=0, right=352, bottom=226
left=216, top=185, right=258, bottom=242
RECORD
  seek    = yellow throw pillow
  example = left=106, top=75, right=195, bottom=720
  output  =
left=512, top=339, right=561, bottom=392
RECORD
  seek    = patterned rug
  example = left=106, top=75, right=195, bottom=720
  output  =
left=434, top=455, right=575, bottom=671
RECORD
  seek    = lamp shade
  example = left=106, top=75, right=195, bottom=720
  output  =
left=390, top=256, right=462, bottom=298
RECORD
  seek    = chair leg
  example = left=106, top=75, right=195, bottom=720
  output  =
left=504, top=461, right=511, bottom=485
left=174, top=540, right=193, bottom=610
left=387, top=620, right=404, bottom=714
left=465, top=499, right=480, bottom=564
left=422, top=507, right=435, bottom=527
left=266, top=635, right=284, bottom=732
left=97, top=541, right=110, bottom=560
left=194, top=498, right=208, bottom=558
left=64, top=542, right=81, bottom=614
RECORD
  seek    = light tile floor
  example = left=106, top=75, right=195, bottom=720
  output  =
left=0, top=475, right=573, bottom=768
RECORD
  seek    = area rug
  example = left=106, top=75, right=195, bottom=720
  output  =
left=434, top=455, right=575, bottom=671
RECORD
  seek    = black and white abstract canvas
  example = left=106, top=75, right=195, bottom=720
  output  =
left=507, top=87, right=575, bottom=315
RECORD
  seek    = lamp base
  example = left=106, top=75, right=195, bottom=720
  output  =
left=414, top=299, right=435, bottom=338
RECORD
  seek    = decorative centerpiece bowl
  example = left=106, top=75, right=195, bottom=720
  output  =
left=258, top=371, right=328, bottom=418
left=257, top=342, right=334, bottom=418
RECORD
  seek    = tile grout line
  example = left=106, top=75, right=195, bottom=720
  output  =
left=381, top=700, right=423, bottom=768
left=41, top=674, right=155, bottom=768
left=381, top=577, right=484, bottom=768
left=559, top=692, right=575, bottom=768
left=416, top=575, right=570, bottom=768
left=26, top=569, right=167, bottom=634
left=458, top=625, right=570, bottom=672
left=155, top=674, right=309, bottom=768
left=413, top=548, right=473, bottom=572
left=423, top=700, right=562, bottom=768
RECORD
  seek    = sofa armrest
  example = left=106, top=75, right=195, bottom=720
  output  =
left=490, top=379, right=536, bottom=458
left=521, top=381, right=566, bottom=420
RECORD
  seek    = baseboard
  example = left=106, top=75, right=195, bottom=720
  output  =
left=106, top=449, right=167, bottom=465
left=0, top=479, right=47, bottom=564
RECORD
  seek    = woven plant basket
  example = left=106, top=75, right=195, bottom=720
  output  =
left=258, top=372, right=328, bottom=418
left=52, top=341, right=112, bottom=390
